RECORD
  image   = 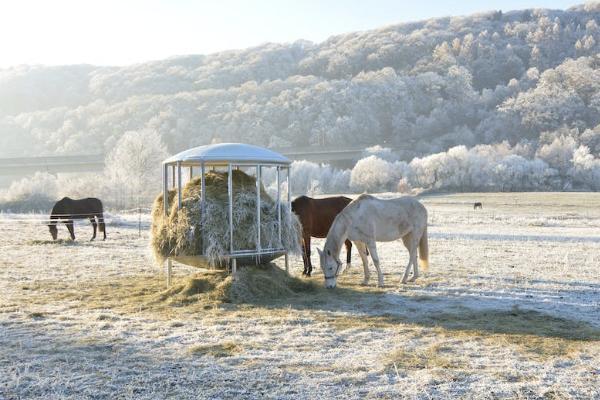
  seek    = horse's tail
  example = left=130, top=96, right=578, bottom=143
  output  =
left=94, top=199, right=105, bottom=233
left=418, top=225, right=429, bottom=271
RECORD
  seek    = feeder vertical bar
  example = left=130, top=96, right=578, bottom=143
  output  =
left=189, top=166, right=193, bottom=181
left=277, top=166, right=281, bottom=246
left=287, top=166, right=291, bottom=212
left=166, top=259, right=172, bottom=287
left=200, top=162, right=206, bottom=255
left=285, top=253, right=289, bottom=273
left=285, top=166, right=291, bottom=273
left=163, top=164, right=169, bottom=216
left=228, top=163, right=234, bottom=255
left=177, top=161, right=182, bottom=209
left=256, top=165, right=261, bottom=253
left=171, top=165, right=176, bottom=189
left=232, top=258, right=237, bottom=279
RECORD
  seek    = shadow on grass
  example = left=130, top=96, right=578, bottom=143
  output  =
left=24, top=263, right=600, bottom=343
left=221, top=264, right=600, bottom=342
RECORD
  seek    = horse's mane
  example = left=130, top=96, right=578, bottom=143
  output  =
left=292, top=195, right=310, bottom=204
left=342, top=194, right=374, bottom=213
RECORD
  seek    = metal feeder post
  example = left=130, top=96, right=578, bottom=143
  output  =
left=228, top=164, right=236, bottom=277
left=277, top=166, right=281, bottom=246
left=285, top=166, right=291, bottom=273
left=177, top=161, right=182, bottom=209
left=256, top=165, right=262, bottom=260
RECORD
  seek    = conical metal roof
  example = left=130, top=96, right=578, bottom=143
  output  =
left=163, top=143, right=291, bottom=165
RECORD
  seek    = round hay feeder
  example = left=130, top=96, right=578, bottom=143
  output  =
left=158, top=143, right=294, bottom=285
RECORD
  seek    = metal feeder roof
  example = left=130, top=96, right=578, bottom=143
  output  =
left=163, top=143, right=291, bottom=166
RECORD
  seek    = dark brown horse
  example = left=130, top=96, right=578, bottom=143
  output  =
left=48, top=197, right=106, bottom=241
left=292, top=195, right=354, bottom=276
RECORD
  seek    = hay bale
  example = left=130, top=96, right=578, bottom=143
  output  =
left=227, top=264, right=317, bottom=303
left=151, top=170, right=302, bottom=267
left=155, top=264, right=317, bottom=306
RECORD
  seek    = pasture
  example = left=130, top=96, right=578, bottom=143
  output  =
left=1, top=192, right=599, bottom=399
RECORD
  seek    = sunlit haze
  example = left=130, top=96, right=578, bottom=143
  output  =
left=0, top=0, right=581, bottom=68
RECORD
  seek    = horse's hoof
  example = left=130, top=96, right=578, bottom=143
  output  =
left=360, top=281, right=369, bottom=286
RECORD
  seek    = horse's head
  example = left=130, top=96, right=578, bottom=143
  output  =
left=317, top=246, right=342, bottom=289
left=48, top=223, right=58, bottom=240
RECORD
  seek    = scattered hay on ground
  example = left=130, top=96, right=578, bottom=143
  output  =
left=387, top=344, right=466, bottom=370
left=27, top=239, right=77, bottom=246
left=150, top=170, right=302, bottom=267
left=22, top=264, right=321, bottom=317
left=229, top=264, right=319, bottom=303
left=155, top=270, right=231, bottom=307
left=156, top=263, right=319, bottom=306
left=188, top=341, right=243, bottom=357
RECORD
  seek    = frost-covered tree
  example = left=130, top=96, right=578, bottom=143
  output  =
left=350, top=156, right=409, bottom=192
left=104, top=130, right=169, bottom=208
left=535, top=134, right=579, bottom=180
left=569, top=145, right=600, bottom=189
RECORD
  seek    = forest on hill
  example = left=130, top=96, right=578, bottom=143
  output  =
left=0, top=3, right=599, bottom=208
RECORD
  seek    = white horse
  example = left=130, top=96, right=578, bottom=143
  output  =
left=317, top=194, right=428, bottom=289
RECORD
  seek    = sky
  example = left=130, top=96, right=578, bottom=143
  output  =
left=0, top=0, right=583, bottom=68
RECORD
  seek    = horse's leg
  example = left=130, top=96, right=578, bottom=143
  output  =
left=366, top=241, right=383, bottom=288
left=98, top=214, right=106, bottom=240
left=355, top=241, right=370, bottom=285
left=401, top=234, right=414, bottom=284
left=301, top=234, right=313, bottom=276
left=300, top=236, right=308, bottom=275
left=305, top=235, right=313, bottom=277
left=90, top=217, right=97, bottom=241
left=66, top=220, right=75, bottom=240
left=408, top=246, right=419, bottom=282
left=344, top=239, right=352, bottom=270
left=407, top=234, right=420, bottom=282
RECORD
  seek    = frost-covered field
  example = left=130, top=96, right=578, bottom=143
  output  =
left=1, top=192, right=599, bottom=399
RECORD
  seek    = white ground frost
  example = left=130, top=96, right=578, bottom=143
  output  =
left=1, top=192, right=599, bottom=399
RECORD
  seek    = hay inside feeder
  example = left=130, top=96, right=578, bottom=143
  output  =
left=151, top=170, right=301, bottom=268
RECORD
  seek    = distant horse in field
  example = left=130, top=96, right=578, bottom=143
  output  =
left=292, top=195, right=355, bottom=277
left=473, top=202, right=483, bottom=210
left=318, top=194, right=428, bottom=289
left=48, top=197, right=106, bottom=241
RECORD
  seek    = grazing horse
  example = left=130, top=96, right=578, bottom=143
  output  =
left=48, top=197, right=106, bottom=241
left=474, top=202, right=483, bottom=210
left=292, top=195, right=354, bottom=276
left=317, top=194, right=428, bottom=289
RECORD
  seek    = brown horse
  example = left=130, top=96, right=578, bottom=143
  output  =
left=292, top=195, right=353, bottom=276
left=48, top=197, right=106, bottom=241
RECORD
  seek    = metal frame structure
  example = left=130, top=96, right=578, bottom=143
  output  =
left=161, top=143, right=292, bottom=285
